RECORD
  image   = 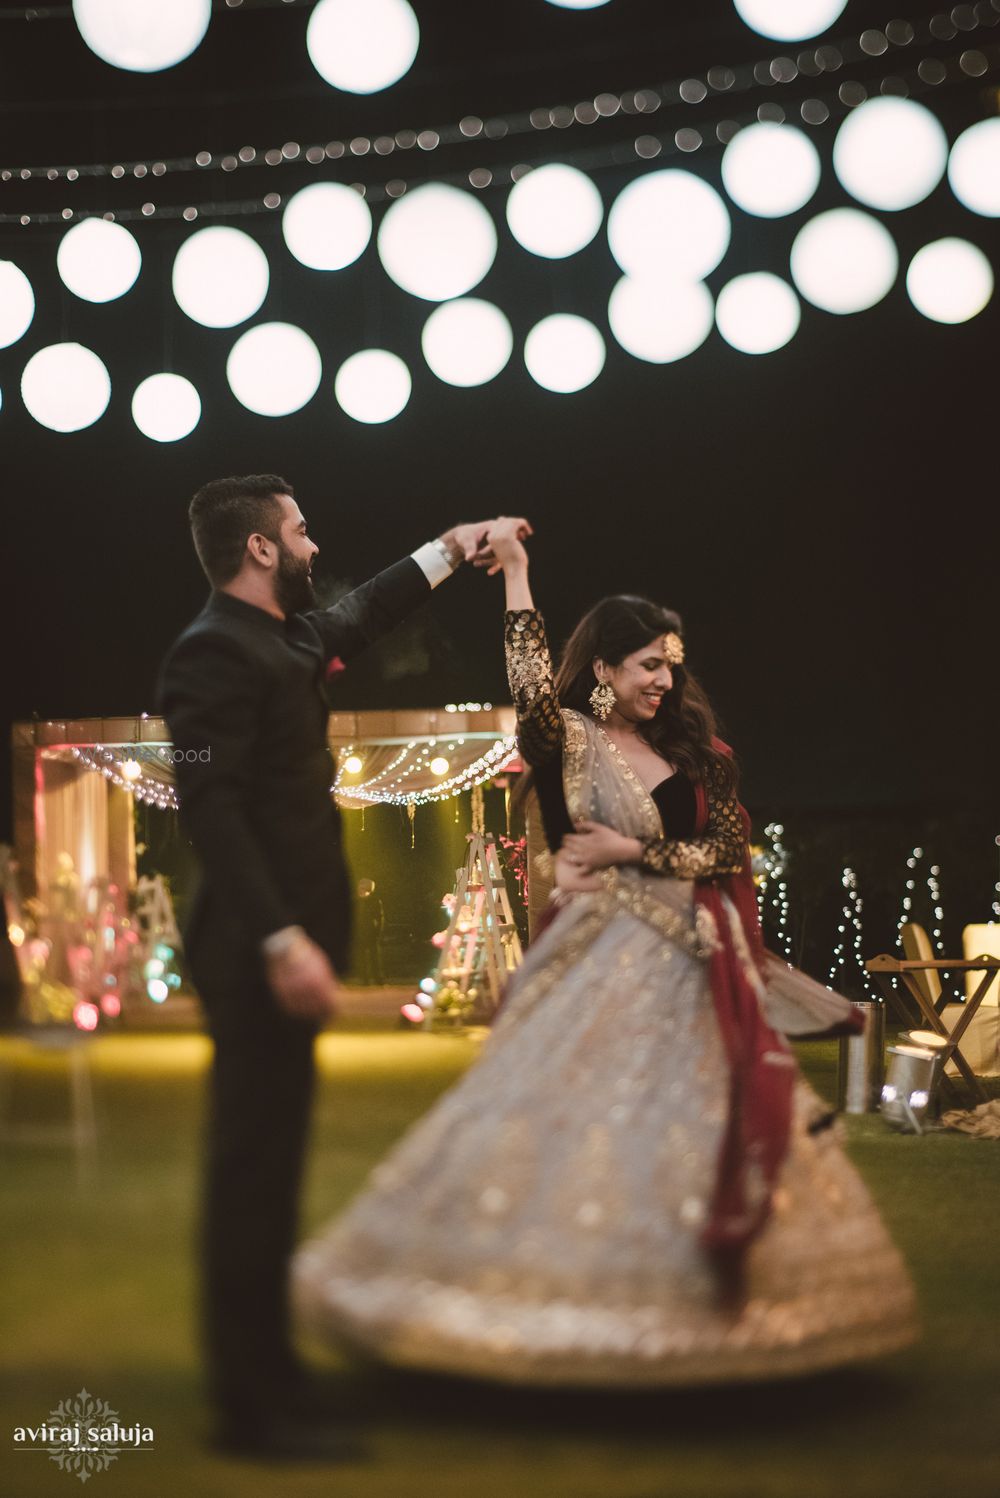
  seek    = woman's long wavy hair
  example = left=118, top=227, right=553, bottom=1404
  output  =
left=538, top=594, right=738, bottom=799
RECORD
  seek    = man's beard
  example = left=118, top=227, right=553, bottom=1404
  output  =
left=274, top=543, right=316, bottom=615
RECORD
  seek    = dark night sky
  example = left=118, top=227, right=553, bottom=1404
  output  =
left=1, top=0, right=998, bottom=846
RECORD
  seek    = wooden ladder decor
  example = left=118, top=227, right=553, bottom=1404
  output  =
left=429, top=831, right=523, bottom=1028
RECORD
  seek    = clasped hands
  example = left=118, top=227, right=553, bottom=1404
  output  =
left=443, top=516, right=533, bottom=570
left=555, top=821, right=643, bottom=892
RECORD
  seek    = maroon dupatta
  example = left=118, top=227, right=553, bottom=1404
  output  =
left=693, top=740, right=796, bottom=1305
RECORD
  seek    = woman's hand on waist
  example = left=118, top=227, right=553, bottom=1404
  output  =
left=553, top=848, right=604, bottom=893
left=560, top=820, right=642, bottom=874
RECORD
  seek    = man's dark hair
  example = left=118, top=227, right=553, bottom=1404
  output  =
left=188, top=473, right=294, bottom=586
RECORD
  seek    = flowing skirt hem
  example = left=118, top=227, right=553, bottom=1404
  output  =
left=295, top=1270, right=920, bottom=1388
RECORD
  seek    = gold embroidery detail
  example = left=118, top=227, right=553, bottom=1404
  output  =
left=504, top=610, right=562, bottom=767
left=639, top=758, right=745, bottom=879
left=561, top=709, right=589, bottom=824
left=603, top=869, right=717, bottom=962
left=495, top=900, right=612, bottom=1031
left=594, top=725, right=663, bottom=839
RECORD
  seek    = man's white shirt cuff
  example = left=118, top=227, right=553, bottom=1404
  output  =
left=411, top=541, right=457, bottom=589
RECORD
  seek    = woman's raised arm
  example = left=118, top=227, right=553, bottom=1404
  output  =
left=487, top=518, right=563, bottom=768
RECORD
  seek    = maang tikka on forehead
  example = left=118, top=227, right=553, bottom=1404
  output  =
left=662, top=632, right=685, bottom=666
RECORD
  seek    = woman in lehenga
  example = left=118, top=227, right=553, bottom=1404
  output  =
left=292, top=518, right=918, bottom=1385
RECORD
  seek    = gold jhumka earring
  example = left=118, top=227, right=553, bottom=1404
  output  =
left=589, top=679, right=616, bottom=721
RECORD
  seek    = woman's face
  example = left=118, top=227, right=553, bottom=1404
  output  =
left=597, top=637, right=674, bottom=724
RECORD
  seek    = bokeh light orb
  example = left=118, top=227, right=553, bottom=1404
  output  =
left=335, top=349, right=412, bottom=423
left=73, top=999, right=100, bottom=1030
left=608, top=276, right=714, bottom=363
left=227, top=323, right=322, bottom=416
left=715, top=272, right=801, bottom=354
left=948, top=118, right=1000, bottom=218
left=131, top=373, right=202, bottom=442
left=790, top=208, right=898, bottom=314
left=72, top=0, right=210, bottom=72
left=378, top=184, right=497, bottom=301
left=523, top=314, right=605, bottom=393
left=833, top=98, right=948, bottom=211
left=21, top=342, right=111, bottom=433
left=282, top=183, right=372, bottom=271
left=506, top=165, right=604, bottom=258
left=732, top=0, right=848, bottom=41
left=906, top=238, right=994, bottom=324
left=306, top=0, right=419, bottom=94
left=421, top=299, right=513, bottom=387
left=721, top=123, right=821, bottom=218
left=173, top=226, right=270, bottom=328
left=0, top=261, right=35, bottom=348
left=57, top=218, right=141, bottom=303
left=607, top=170, right=731, bottom=280
left=544, top=0, right=611, bottom=8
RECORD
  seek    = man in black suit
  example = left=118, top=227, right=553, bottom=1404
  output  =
left=158, top=473, right=526, bottom=1458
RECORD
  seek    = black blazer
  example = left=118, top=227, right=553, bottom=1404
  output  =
left=157, top=556, right=431, bottom=971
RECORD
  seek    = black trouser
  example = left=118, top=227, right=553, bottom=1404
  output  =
left=356, top=934, right=384, bottom=986
left=191, top=946, right=319, bottom=1429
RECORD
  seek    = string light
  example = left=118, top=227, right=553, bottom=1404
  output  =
left=894, top=843, right=963, bottom=999
left=0, top=0, right=314, bottom=17
left=895, top=844, right=924, bottom=962
left=332, top=739, right=419, bottom=794
left=757, top=821, right=794, bottom=959
left=828, top=865, right=876, bottom=998
left=3, top=3, right=998, bottom=208
left=338, top=737, right=518, bottom=807
left=896, top=846, right=938, bottom=951
left=5, top=41, right=998, bottom=230
left=65, top=746, right=178, bottom=810
left=62, top=735, right=516, bottom=812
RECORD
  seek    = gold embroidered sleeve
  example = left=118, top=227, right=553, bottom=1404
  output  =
left=639, top=760, right=745, bottom=879
left=504, top=609, right=563, bottom=767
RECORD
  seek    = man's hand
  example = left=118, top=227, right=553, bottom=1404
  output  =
left=264, top=933, right=341, bottom=1022
left=553, top=848, right=604, bottom=893
left=440, top=518, right=533, bottom=568
left=560, top=820, right=642, bottom=874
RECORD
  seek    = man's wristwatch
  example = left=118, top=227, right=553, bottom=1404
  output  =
left=432, top=536, right=464, bottom=570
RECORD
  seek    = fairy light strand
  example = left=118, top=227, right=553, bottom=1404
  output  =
left=756, top=821, right=794, bottom=960
left=337, top=737, right=518, bottom=807
left=5, top=38, right=997, bottom=228
left=2, top=3, right=999, bottom=193
left=828, top=865, right=876, bottom=998
left=62, top=734, right=516, bottom=811
left=68, top=746, right=178, bottom=811
left=0, top=1, right=314, bottom=18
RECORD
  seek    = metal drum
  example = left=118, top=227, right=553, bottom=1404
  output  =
left=837, top=998, right=886, bottom=1114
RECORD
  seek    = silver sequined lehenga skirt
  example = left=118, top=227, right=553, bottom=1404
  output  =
left=292, top=879, right=919, bottom=1386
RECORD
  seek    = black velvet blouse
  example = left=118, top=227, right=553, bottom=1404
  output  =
left=531, top=754, right=697, bottom=856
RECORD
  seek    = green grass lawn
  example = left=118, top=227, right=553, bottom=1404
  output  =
left=2, top=1028, right=999, bottom=1498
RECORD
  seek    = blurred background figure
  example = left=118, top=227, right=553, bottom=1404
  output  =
left=353, top=878, right=385, bottom=988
